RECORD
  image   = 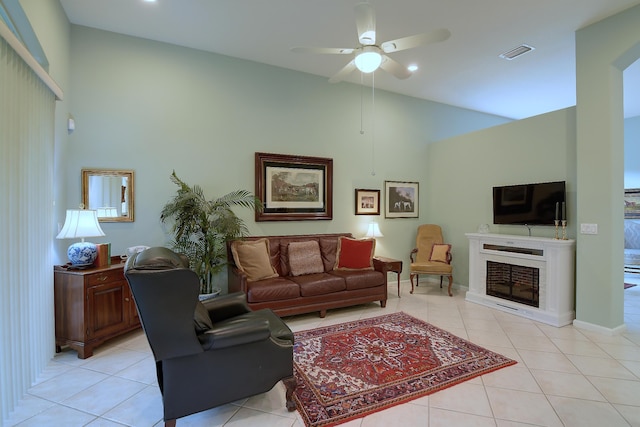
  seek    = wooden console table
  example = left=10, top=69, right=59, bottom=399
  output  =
left=54, top=259, right=140, bottom=358
left=374, top=256, right=403, bottom=297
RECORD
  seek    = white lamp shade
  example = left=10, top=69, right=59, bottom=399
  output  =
left=366, top=222, right=383, bottom=238
left=56, top=209, right=105, bottom=239
left=57, top=209, right=105, bottom=266
left=355, top=47, right=382, bottom=73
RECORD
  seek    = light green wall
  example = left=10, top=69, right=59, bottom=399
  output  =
left=64, top=25, right=509, bottom=281
left=576, top=4, right=640, bottom=329
left=425, top=108, right=577, bottom=285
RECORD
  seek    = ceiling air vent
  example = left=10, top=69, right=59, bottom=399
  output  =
left=499, top=44, right=535, bottom=60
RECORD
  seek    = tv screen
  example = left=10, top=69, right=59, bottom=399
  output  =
left=493, top=181, right=566, bottom=225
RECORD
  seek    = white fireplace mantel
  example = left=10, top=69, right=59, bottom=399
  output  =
left=465, top=233, right=576, bottom=327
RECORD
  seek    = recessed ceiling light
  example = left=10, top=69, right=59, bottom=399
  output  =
left=143, top=0, right=157, bottom=3
left=407, top=64, right=418, bottom=72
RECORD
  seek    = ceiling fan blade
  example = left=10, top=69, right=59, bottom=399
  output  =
left=380, top=55, right=411, bottom=79
left=291, top=47, right=354, bottom=55
left=381, top=28, right=451, bottom=53
left=355, top=2, right=376, bottom=45
left=329, top=60, right=357, bottom=83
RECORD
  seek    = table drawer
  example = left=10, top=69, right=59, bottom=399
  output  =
left=87, top=269, right=123, bottom=286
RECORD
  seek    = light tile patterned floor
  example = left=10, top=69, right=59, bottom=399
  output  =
left=5, top=275, right=640, bottom=427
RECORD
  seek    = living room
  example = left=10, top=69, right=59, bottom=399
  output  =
left=3, top=0, right=640, bottom=425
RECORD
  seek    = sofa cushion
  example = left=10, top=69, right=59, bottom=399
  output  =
left=279, top=238, right=313, bottom=276
left=429, top=244, right=451, bottom=263
left=335, top=237, right=375, bottom=270
left=319, top=238, right=339, bottom=271
left=246, top=276, right=300, bottom=303
left=231, top=238, right=279, bottom=282
left=288, top=241, right=324, bottom=276
left=330, top=269, right=385, bottom=290
left=289, top=273, right=346, bottom=296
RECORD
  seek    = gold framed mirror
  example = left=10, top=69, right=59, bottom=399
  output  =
left=82, top=169, right=134, bottom=222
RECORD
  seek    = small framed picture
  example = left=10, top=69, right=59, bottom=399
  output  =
left=385, top=181, right=419, bottom=218
left=355, top=189, right=380, bottom=215
left=625, top=188, right=640, bottom=219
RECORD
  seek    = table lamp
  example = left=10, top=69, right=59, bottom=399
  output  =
left=56, top=209, right=105, bottom=266
left=366, top=222, right=383, bottom=239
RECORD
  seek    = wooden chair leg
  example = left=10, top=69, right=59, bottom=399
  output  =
left=447, top=275, right=453, bottom=297
left=165, top=420, right=176, bottom=427
left=283, top=376, right=297, bottom=412
left=439, top=276, right=443, bottom=288
left=410, top=274, right=416, bottom=294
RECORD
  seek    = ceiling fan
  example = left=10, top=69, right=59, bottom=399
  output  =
left=291, top=2, right=450, bottom=83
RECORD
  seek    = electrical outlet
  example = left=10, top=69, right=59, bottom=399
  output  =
left=580, top=223, right=598, bottom=234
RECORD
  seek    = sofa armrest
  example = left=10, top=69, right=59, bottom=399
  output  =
left=227, top=265, right=249, bottom=294
left=203, top=292, right=251, bottom=322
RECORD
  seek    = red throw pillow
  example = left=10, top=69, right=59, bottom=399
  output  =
left=335, top=237, right=375, bottom=270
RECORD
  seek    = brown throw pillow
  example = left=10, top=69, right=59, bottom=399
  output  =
left=430, top=244, right=451, bottom=263
left=231, top=239, right=278, bottom=282
left=335, top=237, right=375, bottom=270
left=288, top=241, right=324, bottom=276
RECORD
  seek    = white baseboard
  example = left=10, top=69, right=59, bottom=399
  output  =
left=573, top=319, right=627, bottom=336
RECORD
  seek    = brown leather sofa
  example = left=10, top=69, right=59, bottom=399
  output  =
left=227, top=233, right=388, bottom=317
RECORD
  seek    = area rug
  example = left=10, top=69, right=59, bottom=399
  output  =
left=625, top=283, right=637, bottom=289
left=293, top=312, right=516, bottom=427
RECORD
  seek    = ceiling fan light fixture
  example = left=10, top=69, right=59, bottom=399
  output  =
left=355, top=46, right=382, bottom=73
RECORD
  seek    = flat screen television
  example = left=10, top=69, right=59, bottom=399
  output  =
left=493, top=181, right=566, bottom=225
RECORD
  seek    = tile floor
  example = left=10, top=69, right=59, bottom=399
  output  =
left=5, top=275, right=640, bottom=427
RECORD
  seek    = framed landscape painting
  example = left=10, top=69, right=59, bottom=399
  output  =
left=355, top=189, right=380, bottom=215
left=625, top=188, right=640, bottom=219
left=385, top=181, right=419, bottom=218
left=255, top=152, right=333, bottom=221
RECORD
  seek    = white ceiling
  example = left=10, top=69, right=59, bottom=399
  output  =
left=59, top=0, right=640, bottom=120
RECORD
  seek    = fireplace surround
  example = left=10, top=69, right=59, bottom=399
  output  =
left=466, top=233, right=575, bottom=327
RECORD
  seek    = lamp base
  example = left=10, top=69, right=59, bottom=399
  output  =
left=67, top=241, right=98, bottom=266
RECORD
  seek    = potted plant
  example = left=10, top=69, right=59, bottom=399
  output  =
left=160, top=171, right=262, bottom=294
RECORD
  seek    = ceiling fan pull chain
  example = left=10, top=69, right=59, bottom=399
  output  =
left=360, top=72, right=365, bottom=135
left=371, top=72, right=376, bottom=176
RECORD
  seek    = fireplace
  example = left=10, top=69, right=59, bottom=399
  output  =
left=486, top=261, right=539, bottom=308
left=466, top=233, right=575, bottom=327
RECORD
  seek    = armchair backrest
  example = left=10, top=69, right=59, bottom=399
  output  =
left=415, top=224, right=444, bottom=263
left=125, top=247, right=204, bottom=361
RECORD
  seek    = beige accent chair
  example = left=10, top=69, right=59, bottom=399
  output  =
left=409, top=224, right=453, bottom=296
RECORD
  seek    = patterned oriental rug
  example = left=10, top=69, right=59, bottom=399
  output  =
left=293, top=312, right=516, bottom=427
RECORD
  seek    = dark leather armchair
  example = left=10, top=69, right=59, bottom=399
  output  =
left=124, top=247, right=296, bottom=427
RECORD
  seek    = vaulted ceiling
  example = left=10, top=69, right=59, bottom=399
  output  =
left=60, top=0, right=640, bottom=120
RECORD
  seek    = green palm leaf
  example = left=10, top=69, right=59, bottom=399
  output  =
left=160, top=170, right=260, bottom=293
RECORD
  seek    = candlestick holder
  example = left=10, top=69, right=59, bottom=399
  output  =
left=554, top=220, right=560, bottom=240
left=561, top=220, right=567, bottom=240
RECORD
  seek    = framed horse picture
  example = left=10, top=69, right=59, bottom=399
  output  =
left=255, top=152, right=333, bottom=221
left=385, top=181, right=419, bottom=218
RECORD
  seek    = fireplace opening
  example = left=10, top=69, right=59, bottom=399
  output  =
left=486, top=261, right=539, bottom=308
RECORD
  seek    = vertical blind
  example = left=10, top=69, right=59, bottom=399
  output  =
left=0, top=31, right=57, bottom=422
